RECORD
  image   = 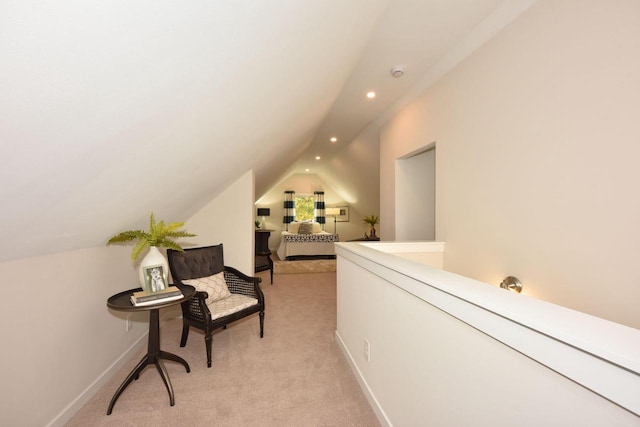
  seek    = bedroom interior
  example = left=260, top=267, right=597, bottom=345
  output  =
left=2, top=0, right=640, bottom=426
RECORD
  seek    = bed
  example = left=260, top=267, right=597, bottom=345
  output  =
left=276, top=222, right=339, bottom=260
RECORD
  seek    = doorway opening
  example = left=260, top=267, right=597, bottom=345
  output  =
left=395, top=144, right=436, bottom=240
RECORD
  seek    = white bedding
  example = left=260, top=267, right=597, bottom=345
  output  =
left=276, top=231, right=338, bottom=260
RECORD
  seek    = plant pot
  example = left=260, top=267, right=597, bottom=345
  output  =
left=138, top=246, right=169, bottom=293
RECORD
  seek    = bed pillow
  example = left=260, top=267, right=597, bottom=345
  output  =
left=298, top=222, right=314, bottom=234
left=312, top=222, right=322, bottom=233
left=288, top=222, right=301, bottom=234
left=183, top=272, right=231, bottom=303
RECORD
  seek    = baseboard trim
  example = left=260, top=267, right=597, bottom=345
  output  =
left=47, top=312, right=183, bottom=426
left=46, top=332, right=148, bottom=427
left=335, top=330, right=392, bottom=427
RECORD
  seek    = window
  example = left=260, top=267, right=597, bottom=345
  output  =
left=295, top=196, right=314, bottom=221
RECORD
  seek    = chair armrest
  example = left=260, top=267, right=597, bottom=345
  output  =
left=224, top=266, right=265, bottom=305
left=181, top=290, right=212, bottom=323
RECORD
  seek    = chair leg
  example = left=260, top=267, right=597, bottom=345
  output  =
left=180, top=323, right=189, bottom=347
left=205, top=333, right=213, bottom=368
left=259, top=311, right=265, bottom=338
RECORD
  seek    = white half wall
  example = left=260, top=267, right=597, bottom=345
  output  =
left=335, top=242, right=640, bottom=426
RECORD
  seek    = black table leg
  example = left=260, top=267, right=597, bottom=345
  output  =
left=106, top=355, right=149, bottom=415
left=107, top=309, right=190, bottom=415
left=160, top=350, right=191, bottom=371
left=154, top=358, right=174, bottom=406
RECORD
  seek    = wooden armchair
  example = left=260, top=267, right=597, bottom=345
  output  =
left=167, top=244, right=265, bottom=367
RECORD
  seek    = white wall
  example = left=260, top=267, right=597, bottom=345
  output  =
left=187, top=170, right=255, bottom=275
left=0, top=246, right=144, bottom=426
left=0, top=172, right=255, bottom=426
left=321, top=124, right=381, bottom=238
left=380, top=0, right=640, bottom=329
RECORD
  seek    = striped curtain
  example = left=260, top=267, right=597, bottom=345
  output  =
left=314, top=191, right=326, bottom=229
left=283, top=190, right=295, bottom=230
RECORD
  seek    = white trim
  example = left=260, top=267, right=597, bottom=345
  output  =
left=359, top=241, right=444, bottom=253
left=335, top=331, right=392, bottom=427
left=46, top=333, right=147, bottom=427
left=46, top=311, right=180, bottom=426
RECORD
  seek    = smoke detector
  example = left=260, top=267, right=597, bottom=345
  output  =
left=390, top=66, right=405, bottom=78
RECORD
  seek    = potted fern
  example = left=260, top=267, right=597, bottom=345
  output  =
left=363, top=214, right=379, bottom=239
left=107, top=212, right=196, bottom=292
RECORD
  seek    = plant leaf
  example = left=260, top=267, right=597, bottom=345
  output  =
left=106, top=211, right=197, bottom=261
left=131, top=239, right=149, bottom=261
left=162, top=240, right=185, bottom=252
left=107, top=230, right=146, bottom=245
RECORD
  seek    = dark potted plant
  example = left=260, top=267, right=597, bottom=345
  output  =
left=363, top=214, right=379, bottom=238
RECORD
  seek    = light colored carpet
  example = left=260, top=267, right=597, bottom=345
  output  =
left=66, top=270, right=379, bottom=427
left=273, top=258, right=336, bottom=274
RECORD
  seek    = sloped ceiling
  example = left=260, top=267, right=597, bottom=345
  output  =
left=1, top=0, right=506, bottom=262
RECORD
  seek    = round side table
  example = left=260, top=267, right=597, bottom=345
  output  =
left=106, top=284, right=195, bottom=415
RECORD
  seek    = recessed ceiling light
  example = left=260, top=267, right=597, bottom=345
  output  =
left=305, top=168, right=310, bottom=172
left=366, top=91, right=376, bottom=99
left=330, top=137, right=337, bottom=143
left=315, top=156, right=321, bottom=160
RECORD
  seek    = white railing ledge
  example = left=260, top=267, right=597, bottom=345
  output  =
left=358, top=240, right=445, bottom=252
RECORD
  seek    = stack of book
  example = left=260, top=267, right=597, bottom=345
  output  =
left=130, top=286, right=184, bottom=306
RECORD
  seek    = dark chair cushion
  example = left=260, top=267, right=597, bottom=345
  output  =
left=168, top=244, right=225, bottom=281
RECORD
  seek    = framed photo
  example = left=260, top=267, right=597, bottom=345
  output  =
left=144, top=264, right=167, bottom=293
left=337, top=206, right=350, bottom=222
